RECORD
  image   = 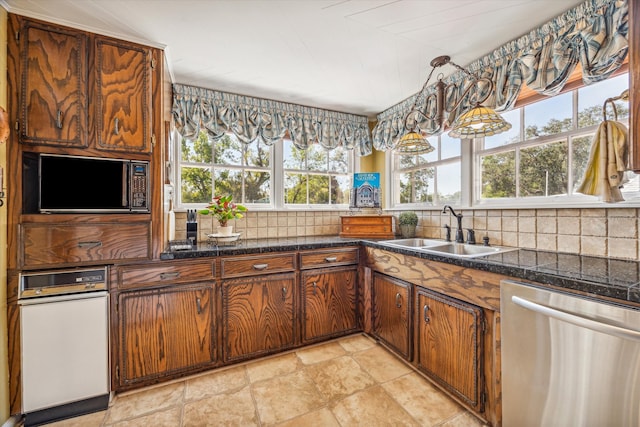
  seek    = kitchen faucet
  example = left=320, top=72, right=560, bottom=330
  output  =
left=442, top=205, right=464, bottom=243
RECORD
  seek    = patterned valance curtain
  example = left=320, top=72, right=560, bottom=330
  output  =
left=372, top=0, right=628, bottom=151
left=172, top=84, right=372, bottom=156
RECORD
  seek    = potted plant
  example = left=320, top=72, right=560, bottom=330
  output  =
left=398, top=211, right=418, bottom=238
left=199, top=194, right=247, bottom=235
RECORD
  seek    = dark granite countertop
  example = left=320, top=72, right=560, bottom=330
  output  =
left=161, top=236, right=640, bottom=306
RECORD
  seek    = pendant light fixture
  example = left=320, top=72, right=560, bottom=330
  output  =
left=398, top=55, right=510, bottom=153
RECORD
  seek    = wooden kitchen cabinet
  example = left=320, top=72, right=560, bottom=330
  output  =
left=371, top=272, right=412, bottom=360
left=222, top=273, right=296, bottom=363
left=116, top=283, right=214, bottom=387
left=301, top=267, right=357, bottom=343
left=18, top=18, right=87, bottom=147
left=21, top=221, right=150, bottom=268
left=95, top=37, right=152, bottom=153
left=300, top=248, right=358, bottom=343
left=415, top=287, right=485, bottom=413
left=14, top=15, right=154, bottom=154
left=221, top=252, right=297, bottom=363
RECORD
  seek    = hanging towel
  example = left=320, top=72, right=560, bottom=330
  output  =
left=577, top=120, right=628, bottom=203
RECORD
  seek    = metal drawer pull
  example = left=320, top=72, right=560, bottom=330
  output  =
left=77, top=241, right=102, bottom=249
left=114, top=117, right=119, bottom=135
left=196, top=297, right=202, bottom=314
left=253, top=263, right=268, bottom=270
left=281, top=287, right=287, bottom=301
left=324, top=256, right=338, bottom=262
left=159, top=272, right=181, bottom=280
left=56, top=110, right=63, bottom=129
left=423, top=305, right=430, bottom=323
left=512, top=296, right=640, bottom=342
left=395, top=292, right=402, bottom=308
left=312, top=281, right=317, bottom=295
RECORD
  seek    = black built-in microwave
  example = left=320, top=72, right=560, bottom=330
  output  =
left=22, top=153, right=150, bottom=213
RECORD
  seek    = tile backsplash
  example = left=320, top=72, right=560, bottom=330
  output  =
left=173, top=208, right=639, bottom=260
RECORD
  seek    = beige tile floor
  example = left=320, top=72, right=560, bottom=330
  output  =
left=45, top=334, right=486, bottom=427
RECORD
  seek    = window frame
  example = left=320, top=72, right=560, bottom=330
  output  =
left=388, top=70, right=638, bottom=209
left=174, top=131, right=356, bottom=211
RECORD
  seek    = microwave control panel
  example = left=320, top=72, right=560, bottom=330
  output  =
left=130, top=162, right=149, bottom=211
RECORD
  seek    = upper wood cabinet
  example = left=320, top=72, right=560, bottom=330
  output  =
left=94, top=37, right=152, bottom=153
left=19, top=19, right=87, bottom=147
left=14, top=15, right=154, bottom=154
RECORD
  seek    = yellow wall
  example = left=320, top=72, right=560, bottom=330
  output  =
left=0, top=7, right=8, bottom=422
left=360, top=122, right=388, bottom=208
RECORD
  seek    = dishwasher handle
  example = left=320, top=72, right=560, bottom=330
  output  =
left=512, top=295, right=640, bottom=342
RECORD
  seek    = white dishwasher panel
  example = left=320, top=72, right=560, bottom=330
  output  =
left=20, top=292, right=109, bottom=412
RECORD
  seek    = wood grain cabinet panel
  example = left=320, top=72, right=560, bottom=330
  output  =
left=118, top=261, right=215, bottom=290
left=301, top=266, right=358, bottom=344
left=220, top=253, right=296, bottom=278
left=19, top=19, right=87, bottom=147
left=95, top=37, right=151, bottom=153
left=340, top=215, right=394, bottom=238
left=372, top=272, right=412, bottom=360
left=222, top=273, right=295, bottom=362
left=415, top=287, right=484, bottom=413
left=299, top=247, right=359, bottom=269
left=117, top=284, right=214, bottom=386
left=21, top=223, right=150, bottom=268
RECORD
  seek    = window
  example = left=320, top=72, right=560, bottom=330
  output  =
left=392, top=133, right=462, bottom=207
left=177, top=130, right=353, bottom=209
left=477, top=73, right=637, bottom=204
left=283, top=139, right=352, bottom=206
left=390, top=72, right=636, bottom=207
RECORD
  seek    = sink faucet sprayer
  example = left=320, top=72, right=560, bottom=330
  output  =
left=442, top=205, right=464, bottom=243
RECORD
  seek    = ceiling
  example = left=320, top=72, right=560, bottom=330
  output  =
left=2, top=0, right=585, bottom=117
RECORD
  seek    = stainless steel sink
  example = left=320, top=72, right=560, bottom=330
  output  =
left=379, top=239, right=517, bottom=258
left=379, top=238, right=445, bottom=248
left=421, top=243, right=513, bottom=257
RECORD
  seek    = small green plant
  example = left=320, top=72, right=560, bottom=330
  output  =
left=199, top=194, right=247, bottom=227
left=398, top=211, right=418, bottom=226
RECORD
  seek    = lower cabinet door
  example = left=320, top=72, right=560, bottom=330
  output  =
left=372, top=272, right=412, bottom=360
left=416, top=287, right=484, bottom=412
left=301, top=266, right=357, bottom=343
left=117, top=283, right=214, bottom=387
left=222, top=272, right=296, bottom=362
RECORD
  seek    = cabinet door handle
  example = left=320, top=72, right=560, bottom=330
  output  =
left=423, top=304, right=430, bottom=323
left=55, top=110, right=63, bottom=129
left=114, top=117, right=119, bottom=135
left=253, top=263, right=268, bottom=270
left=395, top=292, right=402, bottom=308
left=159, top=272, right=180, bottom=280
left=324, top=256, right=337, bottom=263
left=312, top=281, right=317, bottom=295
left=196, top=297, right=202, bottom=314
left=281, top=287, right=287, bottom=301
left=77, top=241, right=102, bottom=249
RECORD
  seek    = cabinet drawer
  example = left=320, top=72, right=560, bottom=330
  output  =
left=341, top=215, right=392, bottom=225
left=299, top=247, right=359, bottom=270
left=118, top=260, right=215, bottom=290
left=220, top=253, right=296, bottom=278
left=21, top=223, right=150, bottom=267
left=340, top=215, right=395, bottom=238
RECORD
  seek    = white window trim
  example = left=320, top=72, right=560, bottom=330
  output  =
left=173, top=132, right=358, bottom=212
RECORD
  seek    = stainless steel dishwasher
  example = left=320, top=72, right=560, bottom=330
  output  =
left=19, top=268, right=110, bottom=426
left=501, top=280, right=640, bottom=427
